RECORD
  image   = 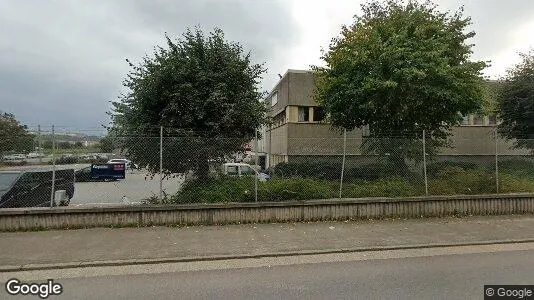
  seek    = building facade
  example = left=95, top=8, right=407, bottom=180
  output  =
left=261, top=69, right=529, bottom=168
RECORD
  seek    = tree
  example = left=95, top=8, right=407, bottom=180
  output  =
left=99, top=136, right=115, bottom=153
left=109, top=28, right=266, bottom=179
left=0, top=112, right=34, bottom=154
left=498, top=50, right=534, bottom=152
left=43, top=140, right=53, bottom=150
left=58, top=142, right=72, bottom=149
left=313, top=0, right=487, bottom=164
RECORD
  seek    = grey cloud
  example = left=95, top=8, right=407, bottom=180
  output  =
left=0, top=0, right=299, bottom=129
left=440, top=0, right=534, bottom=64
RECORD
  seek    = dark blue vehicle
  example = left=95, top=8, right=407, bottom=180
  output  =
left=75, top=163, right=126, bottom=182
left=0, top=169, right=75, bottom=208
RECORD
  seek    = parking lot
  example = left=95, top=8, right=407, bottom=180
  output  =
left=0, top=164, right=184, bottom=206
left=72, top=170, right=184, bottom=206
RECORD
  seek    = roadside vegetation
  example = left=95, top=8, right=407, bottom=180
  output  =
left=171, top=159, right=534, bottom=204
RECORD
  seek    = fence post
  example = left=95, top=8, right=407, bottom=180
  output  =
left=339, top=129, right=347, bottom=199
left=159, top=126, right=163, bottom=202
left=50, top=125, right=56, bottom=208
left=422, top=130, right=428, bottom=196
left=495, top=128, right=499, bottom=193
left=38, top=124, right=42, bottom=164
left=254, top=130, right=259, bottom=202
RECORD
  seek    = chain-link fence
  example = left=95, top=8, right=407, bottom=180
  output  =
left=1, top=126, right=533, bottom=208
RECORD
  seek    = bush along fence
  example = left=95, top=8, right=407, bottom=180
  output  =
left=173, top=129, right=534, bottom=205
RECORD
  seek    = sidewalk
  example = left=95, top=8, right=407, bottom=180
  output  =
left=1, top=215, right=534, bottom=271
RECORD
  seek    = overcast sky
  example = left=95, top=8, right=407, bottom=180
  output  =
left=1, top=0, right=533, bottom=133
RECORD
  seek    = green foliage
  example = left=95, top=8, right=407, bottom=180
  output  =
left=313, top=0, right=486, bottom=161
left=109, top=27, right=267, bottom=179
left=42, top=140, right=53, bottom=149
left=498, top=158, right=534, bottom=178
left=173, top=177, right=339, bottom=203
left=171, top=168, right=534, bottom=204
left=428, top=166, right=495, bottom=194
left=342, top=178, right=422, bottom=197
left=271, top=161, right=417, bottom=182
left=0, top=112, right=35, bottom=154
left=271, top=161, right=341, bottom=180
left=497, top=49, right=534, bottom=152
left=499, top=173, right=534, bottom=193
left=99, top=136, right=115, bottom=153
left=426, top=160, right=480, bottom=177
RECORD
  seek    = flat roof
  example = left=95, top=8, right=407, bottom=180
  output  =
left=265, top=69, right=312, bottom=99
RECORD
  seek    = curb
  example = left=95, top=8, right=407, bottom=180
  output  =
left=2, top=239, right=534, bottom=273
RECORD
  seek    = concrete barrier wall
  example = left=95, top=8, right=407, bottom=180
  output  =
left=1, top=194, right=533, bottom=231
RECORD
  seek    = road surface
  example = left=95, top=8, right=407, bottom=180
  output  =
left=2, top=243, right=533, bottom=299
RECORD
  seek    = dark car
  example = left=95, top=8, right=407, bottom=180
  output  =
left=74, top=164, right=125, bottom=182
left=74, top=166, right=96, bottom=182
left=0, top=169, right=75, bottom=208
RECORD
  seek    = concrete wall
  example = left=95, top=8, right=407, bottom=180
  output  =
left=288, top=71, right=316, bottom=107
left=441, top=126, right=531, bottom=156
left=267, top=124, right=288, bottom=155
left=287, top=123, right=363, bottom=155
left=283, top=123, right=529, bottom=157
left=1, top=194, right=533, bottom=231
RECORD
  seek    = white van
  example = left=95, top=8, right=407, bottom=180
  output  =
left=222, top=163, right=270, bottom=182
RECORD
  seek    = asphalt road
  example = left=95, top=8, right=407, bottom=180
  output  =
left=3, top=244, right=533, bottom=300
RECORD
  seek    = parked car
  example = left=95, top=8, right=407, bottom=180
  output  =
left=75, top=165, right=124, bottom=182
left=107, top=159, right=138, bottom=169
left=2, top=154, right=26, bottom=161
left=222, top=163, right=270, bottom=182
left=0, top=169, right=75, bottom=208
left=74, top=166, right=95, bottom=182
left=26, top=152, right=45, bottom=159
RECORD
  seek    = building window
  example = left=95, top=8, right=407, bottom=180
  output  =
left=271, top=92, right=278, bottom=107
left=298, top=106, right=310, bottom=122
left=313, top=107, right=326, bottom=122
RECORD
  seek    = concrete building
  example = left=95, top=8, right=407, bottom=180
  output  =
left=261, top=69, right=529, bottom=168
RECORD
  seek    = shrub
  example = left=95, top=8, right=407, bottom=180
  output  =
left=272, top=161, right=418, bottom=182
left=428, top=166, right=495, bottom=195
left=343, top=178, right=423, bottom=198
left=174, top=176, right=256, bottom=204
left=172, top=177, right=339, bottom=204
left=499, top=173, right=534, bottom=193
left=344, top=163, right=418, bottom=182
left=257, top=178, right=338, bottom=201
left=271, top=161, right=341, bottom=180
left=426, top=161, right=480, bottom=178
left=499, top=158, right=534, bottom=178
